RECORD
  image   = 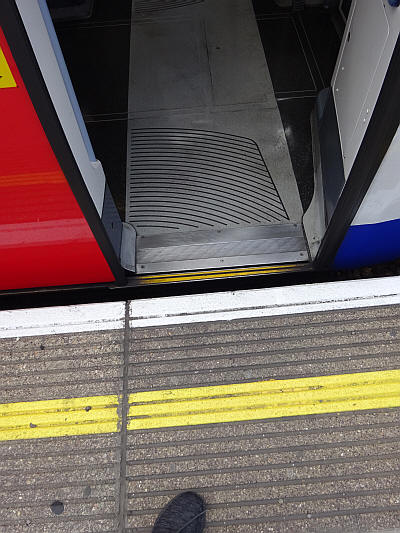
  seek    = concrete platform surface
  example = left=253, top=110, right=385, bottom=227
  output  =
left=1, top=291, right=400, bottom=532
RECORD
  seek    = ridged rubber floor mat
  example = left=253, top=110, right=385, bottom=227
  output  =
left=127, top=129, right=289, bottom=235
left=134, top=0, right=203, bottom=16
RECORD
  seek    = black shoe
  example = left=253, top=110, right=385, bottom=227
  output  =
left=152, top=491, right=206, bottom=533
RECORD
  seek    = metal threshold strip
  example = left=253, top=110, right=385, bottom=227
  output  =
left=134, top=262, right=310, bottom=286
left=136, top=223, right=309, bottom=274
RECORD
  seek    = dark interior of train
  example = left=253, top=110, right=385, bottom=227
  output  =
left=49, top=0, right=348, bottom=274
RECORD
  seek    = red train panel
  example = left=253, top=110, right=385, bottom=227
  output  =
left=0, top=28, right=115, bottom=290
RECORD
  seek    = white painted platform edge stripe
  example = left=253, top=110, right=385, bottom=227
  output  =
left=130, top=276, right=400, bottom=327
left=1, top=276, right=399, bottom=339
left=0, top=302, right=125, bottom=339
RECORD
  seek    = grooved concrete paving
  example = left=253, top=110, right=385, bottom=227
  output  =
left=1, top=303, right=400, bottom=531
left=0, top=329, right=124, bottom=532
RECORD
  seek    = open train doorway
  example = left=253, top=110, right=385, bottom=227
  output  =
left=52, top=0, right=342, bottom=277
left=1, top=0, right=399, bottom=291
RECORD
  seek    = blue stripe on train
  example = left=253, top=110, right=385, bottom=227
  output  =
left=333, top=218, right=400, bottom=269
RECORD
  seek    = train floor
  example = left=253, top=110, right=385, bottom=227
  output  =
left=2, top=279, right=400, bottom=532
left=126, top=0, right=308, bottom=273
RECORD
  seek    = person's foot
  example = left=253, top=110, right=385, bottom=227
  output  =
left=152, top=491, right=206, bottom=533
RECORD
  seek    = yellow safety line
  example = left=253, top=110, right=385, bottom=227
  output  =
left=1, top=370, right=400, bottom=441
left=0, top=395, right=119, bottom=441
left=128, top=369, right=400, bottom=430
left=138, top=264, right=303, bottom=285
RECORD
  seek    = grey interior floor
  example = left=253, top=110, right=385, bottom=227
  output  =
left=126, top=0, right=306, bottom=273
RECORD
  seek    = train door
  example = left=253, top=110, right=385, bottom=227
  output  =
left=304, top=0, right=400, bottom=270
left=0, top=0, right=129, bottom=290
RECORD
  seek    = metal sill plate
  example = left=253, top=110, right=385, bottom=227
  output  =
left=136, top=223, right=309, bottom=273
